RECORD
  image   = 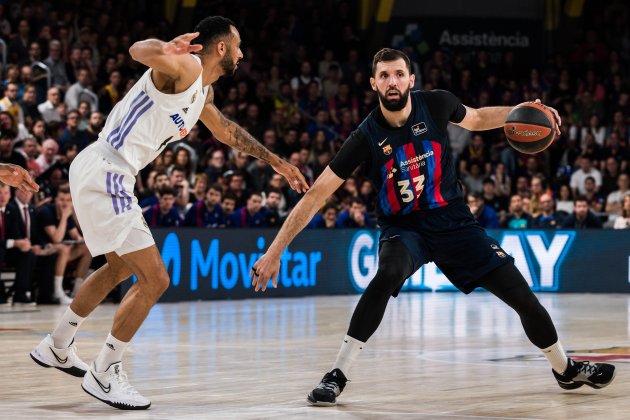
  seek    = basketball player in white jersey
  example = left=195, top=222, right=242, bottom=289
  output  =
left=30, top=16, right=308, bottom=410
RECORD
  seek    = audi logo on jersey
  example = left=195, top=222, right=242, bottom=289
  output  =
left=169, top=113, right=188, bottom=137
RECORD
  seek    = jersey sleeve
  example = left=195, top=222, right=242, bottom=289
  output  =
left=328, top=130, right=370, bottom=180
left=421, top=90, right=467, bottom=131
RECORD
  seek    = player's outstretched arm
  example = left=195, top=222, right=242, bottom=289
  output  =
left=0, top=163, right=39, bottom=192
left=200, top=99, right=309, bottom=193
left=250, top=167, right=344, bottom=292
left=457, top=99, right=561, bottom=134
left=129, top=32, right=202, bottom=88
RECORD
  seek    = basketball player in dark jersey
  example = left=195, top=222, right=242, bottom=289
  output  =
left=251, top=48, right=616, bottom=406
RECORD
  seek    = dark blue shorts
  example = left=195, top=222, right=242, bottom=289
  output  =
left=379, top=200, right=513, bottom=294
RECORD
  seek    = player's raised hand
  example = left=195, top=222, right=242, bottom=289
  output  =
left=163, top=32, right=203, bottom=55
left=250, top=253, right=280, bottom=292
left=534, top=99, right=561, bottom=136
left=0, top=163, right=39, bottom=193
left=271, top=160, right=310, bottom=194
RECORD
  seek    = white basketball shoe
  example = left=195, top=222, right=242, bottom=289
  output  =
left=82, top=361, right=151, bottom=410
left=30, top=334, right=89, bottom=377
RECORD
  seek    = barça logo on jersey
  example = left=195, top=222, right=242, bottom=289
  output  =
left=382, top=144, right=392, bottom=155
left=411, top=122, right=428, bottom=136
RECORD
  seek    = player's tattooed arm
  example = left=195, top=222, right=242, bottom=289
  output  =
left=200, top=88, right=309, bottom=192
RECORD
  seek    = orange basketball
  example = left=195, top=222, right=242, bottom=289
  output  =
left=503, top=102, right=556, bottom=154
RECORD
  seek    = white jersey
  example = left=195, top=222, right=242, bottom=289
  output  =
left=98, top=56, right=209, bottom=174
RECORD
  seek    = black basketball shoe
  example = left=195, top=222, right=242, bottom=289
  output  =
left=553, top=358, right=616, bottom=390
left=307, top=368, right=348, bottom=406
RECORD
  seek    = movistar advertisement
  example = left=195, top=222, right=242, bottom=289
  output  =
left=121, top=229, right=630, bottom=302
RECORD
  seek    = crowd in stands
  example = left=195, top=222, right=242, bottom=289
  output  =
left=1, top=1, right=630, bottom=304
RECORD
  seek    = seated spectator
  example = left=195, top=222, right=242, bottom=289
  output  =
left=143, top=187, right=181, bottom=228
left=461, top=161, right=484, bottom=194
left=570, top=154, right=602, bottom=196
left=605, top=173, right=630, bottom=217
left=561, top=196, right=603, bottom=229
left=183, top=183, right=224, bottom=228
left=139, top=170, right=170, bottom=210
left=37, top=86, right=62, bottom=123
left=467, top=192, right=500, bottom=228
left=481, top=177, right=506, bottom=215
left=613, top=195, right=630, bottom=229
left=528, top=174, right=552, bottom=217
left=58, top=109, right=90, bottom=152
left=37, top=187, right=92, bottom=303
left=225, top=170, right=248, bottom=208
left=262, top=188, right=283, bottom=227
left=0, top=183, right=36, bottom=305
left=531, top=195, right=564, bottom=229
left=336, top=197, right=372, bottom=228
left=227, top=191, right=265, bottom=228
left=35, top=138, right=60, bottom=175
left=65, top=68, right=98, bottom=112
left=583, top=176, right=605, bottom=213
left=221, top=192, right=237, bottom=220
left=556, top=184, right=574, bottom=216
left=503, top=194, right=533, bottom=229
left=189, top=173, right=209, bottom=204
left=168, top=165, right=190, bottom=214
left=204, top=149, right=226, bottom=184
left=309, top=204, right=339, bottom=229
left=0, top=130, right=27, bottom=168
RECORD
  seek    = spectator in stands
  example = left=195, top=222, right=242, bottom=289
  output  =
left=490, top=162, right=511, bottom=199
left=467, top=192, right=500, bottom=228
left=168, top=165, right=190, bottom=213
left=561, top=196, right=603, bottom=229
left=600, top=156, right=621, bottom=197
left=97, top=69, right=122, bottom=115
left=37, top=86, right=62, bottom=123
left=583, top=176, right=605, bottom=212
left=613, top=195, right=630, bottom=229
left=556, top=184, right=574, bottom=216
left=37, top=187, right=92, bottom=303
left=64, top=68, right=98, bottom=112
left=225, top=170, right=248, bottom=208
left=143, top=187, right=181, bottom=228
left=503, top=194, right=533, bottom=229
left=480, top=178, right=506, bottom=216
left=183, top=183, right=224, bottom=228
left=570, top=154, right=602, bottom=196
left=605, top=173, right=630, bottom=217
left=59, top=110, right=90, bottom=152
left=262, top=188, right=283, bottom=227
left=531, top=195, right=564, bottom=229
left=43, top=39, right=69, bottom=89
left=34, top=138, right=59, bottom=175
left=221, top=192, right=237, bottom=220
left=204, top=149, right=227, bottom=184
left=0, top=183, right=36, bottom=305
left=0, top=82, right=24, bottom=124
left=309, top=203, right=339, bottom=229
left=19, top=84, right=41, bottom=126
left=461, top=161, right=484, bottom=194
left=85, top=111, right=104, bottom=144
left=189, top=173, right=208, bottom=204
left=228, top=191, right=265, bottom=228
left=528, top=174, right=552, bottom=217
left=0, top=130, right=27, bottom=168
left=291, top=61, right=321, bottom=101
left=336, top=197, right=372, bottom=228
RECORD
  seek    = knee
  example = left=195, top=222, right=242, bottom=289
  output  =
left=137, top=270, right=170, bottom=298
left=511, top=290, right=542, bottom=316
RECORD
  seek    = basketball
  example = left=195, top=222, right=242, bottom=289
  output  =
left=504, top=102, right=556, bottom=154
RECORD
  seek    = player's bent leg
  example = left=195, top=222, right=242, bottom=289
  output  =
left=308, top=240, right=414, bottom=406
left=82, top=244, right=166, bottom=410
left=478, top=263, right=616, bottom=390
left=31, top=252, right=134, bottom=378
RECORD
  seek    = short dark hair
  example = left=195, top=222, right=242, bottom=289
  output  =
left=158, top=187, right=175, bottom=197
left=372, top=48, right=411, bottom=76
left=193, top=16, right=237, bottom=52
left=574, top=195, right=588, bottom=204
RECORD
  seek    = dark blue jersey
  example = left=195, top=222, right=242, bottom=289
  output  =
left=183, top=201, right=225, bottom=228
left=143, top=204, right=181, bottom=228
left=329, top=90, right=466, bottom=217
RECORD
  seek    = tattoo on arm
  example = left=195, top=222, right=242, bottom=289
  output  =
left=214, top=106, right=274, bottom=164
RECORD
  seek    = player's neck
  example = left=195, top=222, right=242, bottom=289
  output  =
left=379, top=100, right=412, bottom=128
left=198, top=55, right=224, bottom=86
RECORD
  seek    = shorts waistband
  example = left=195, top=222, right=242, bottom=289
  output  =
left=90, top=140, right=134, bottom=173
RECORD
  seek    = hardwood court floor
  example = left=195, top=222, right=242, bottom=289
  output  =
left=0, top=293, right=628, bottom=419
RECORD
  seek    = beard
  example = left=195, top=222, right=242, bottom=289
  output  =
left=220, top=49, right=237, bottom=75
left=377, top=85, right=410, bottom=111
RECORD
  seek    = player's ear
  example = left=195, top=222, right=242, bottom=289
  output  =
left=369, top=77, right=376, bottom=91
left=409, top=74, right=415, bottom=87
left=216, top=40, right=226, bottom=56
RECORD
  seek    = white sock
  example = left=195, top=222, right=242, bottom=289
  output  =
left=542, top=341, right=569, bottom=374
left=94, top=332, right=129, bottom=372
left=332, top=335, right=364, bottom=375
left=53, top=275, right=65, bottom=295
left=51, top=307, right=86, bottom=348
